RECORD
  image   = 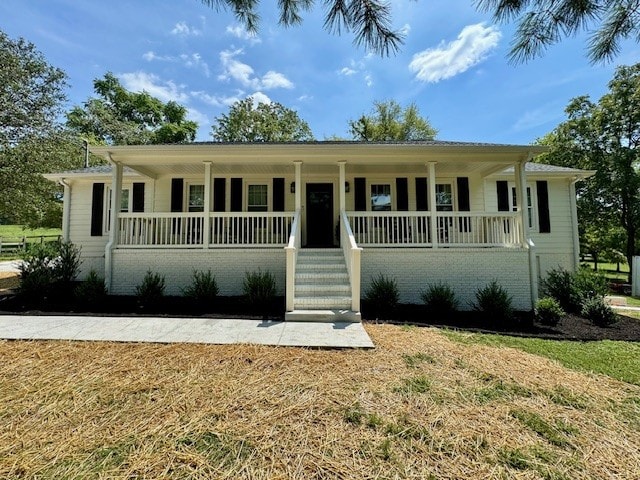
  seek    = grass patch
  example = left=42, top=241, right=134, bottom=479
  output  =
left=510, top=409, right=572, bottom=447
left=441, top=330, right=640, bottom=386
left=0, top=225, right=62, bottom=238
left=544, top=386, right=589, bottom=409
left=393, top=375, right=431, bottom=395
left=474, top=373, right=534, bottom=403
left=177, top=431, right=253, bottom=467
left=582, top=261, right=629, bottom=282
left=402, top=352, right=436, bottom=368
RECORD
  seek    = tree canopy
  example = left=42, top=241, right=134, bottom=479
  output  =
left=537, top=63, right=640, bottom=280
left=199, top=0, right=640, bottom=62
left=66, top=73, right=198, bottom=145
left=477, top=0, right=640, bottom=63
left=349, top=100, right=437, bottom=141
left=211, top=98, right=314, bottom=142
left=0, top=30, right=81, bottom=226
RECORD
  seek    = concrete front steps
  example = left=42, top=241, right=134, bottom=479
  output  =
left=285, top=249, right=361, bottom=322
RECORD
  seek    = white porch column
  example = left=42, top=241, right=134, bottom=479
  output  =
left=338, top=161, right=346, bottom=212
left=294, top=161, right=302, bottom=211
left=427, top=162, right=438, bottom=249
left=203, top=161, right=212, bottom=249
left=105, top=160, right=123, bottom=293
left=514, top=161, right=529, bottom=246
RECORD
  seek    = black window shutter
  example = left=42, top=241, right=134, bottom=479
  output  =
left=213, top=178, right=226, bottom=212
left=230, top=178, right=242, bottom=212
left=132, top=183, right=145, bottom=212
left=354, top=177, right=366, bottom=211
left=457, top=177, right=471, bottom=232
left=396, top=178, right=408, bottom=211
left=457, top=177, right=470, bottom=211
left=90, top=183, right=105, bottom=237
left=273, top=178, right=285, bottom=212
left=415, top=177, right=428, bottom=211
left=171, top=178, right=184, bottom=212
left=537, top=180, right=551, bottom=233
left=497, top=181, right=509, bottom=212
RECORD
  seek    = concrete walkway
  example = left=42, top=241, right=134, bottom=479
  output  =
left=0, top=260, right=20, bottom=273
left=0, top=315, right=374, bottom=348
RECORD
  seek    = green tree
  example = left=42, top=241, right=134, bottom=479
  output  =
left=537, top=63, right=640, bottom=281
left=67, top=73, right=198, bottom=145
left=349, top=100, right=437, bottom=141
left=0, top=30, right=81, bottom=226
left=477, top=0, right=640, bottom=63
left=211, top=98, right=314, bottom=142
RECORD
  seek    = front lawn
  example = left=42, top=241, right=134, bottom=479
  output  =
left=0, top=324, right=638, bottom=479
left=441, top=330, right=640, bottom=386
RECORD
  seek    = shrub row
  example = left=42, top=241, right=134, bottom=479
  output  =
left=364, top=274, right=515, bottom=323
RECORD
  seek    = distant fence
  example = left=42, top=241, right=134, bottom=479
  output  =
left=0, top=235, right=62, bottom=254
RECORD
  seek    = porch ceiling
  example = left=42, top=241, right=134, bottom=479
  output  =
left=90, top=143, right=547, bottom=179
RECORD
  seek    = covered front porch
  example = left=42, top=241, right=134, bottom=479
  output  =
left=90, top=142, right=543, bottom=316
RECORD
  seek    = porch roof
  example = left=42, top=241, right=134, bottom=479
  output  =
left=79, top=141, right=547, bottom=179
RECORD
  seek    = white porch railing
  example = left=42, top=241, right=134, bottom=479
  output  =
left=346, top=211, right=522, bottom=247
left=118, top=212, right=294, bottom=247
left=340, top=210, right=362, bottom=312
left=285, top=210, right=301, bottom=312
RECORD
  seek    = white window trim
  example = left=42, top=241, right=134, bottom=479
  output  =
left=104, top=187, right=131, bottom=234
left=246, top=182, right=270, bottom=212
left=509, top=183, right=538, bottom=232
left=186, top=182, right=205, bottom=213
left=366, top=180, right=394, bottom=212
left=435, top=181, right=456, bottom=211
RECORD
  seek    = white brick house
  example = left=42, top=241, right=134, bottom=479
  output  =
left=44, top=141, right=593, bottom=320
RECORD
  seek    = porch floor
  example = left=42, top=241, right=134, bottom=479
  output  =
left=0, top=315, right=374, bottom=348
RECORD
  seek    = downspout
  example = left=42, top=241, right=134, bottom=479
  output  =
left=104, top=155, right=123, bottom=293
left=569, top=177, right=580, bottom=271
left=58, top=178, right=71, bottom=242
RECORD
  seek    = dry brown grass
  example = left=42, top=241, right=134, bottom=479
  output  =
left=1, top=323, right=639, bottom=479
left=0, top=272, right=19, bottom=291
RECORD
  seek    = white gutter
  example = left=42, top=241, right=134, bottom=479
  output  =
left=58, top=178, right=71, bottom=242
left=524, top=153, right=539, bottom=308
left=569, top=177, right=581, bottom=271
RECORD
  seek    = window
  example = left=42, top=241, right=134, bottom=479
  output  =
left=188, top=184, right=204, bottom=212
left=371, top=184, right=391, bottom=211
left=248, top=184, right=268, bottom=212
left=104, top=188, right=130, bottom=233
left=435, top=184, right=453, bottom=211
left=511, top=186, right=535, bottom=229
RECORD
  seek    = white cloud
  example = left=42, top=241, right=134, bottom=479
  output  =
left=261, top=71, right=293, bottom=89
left=409, top=23, right=501, bottom=83
left=142, top=51, right=174, bottom=62
left=399, top=24, right=411, bottom=36
left=339, top=67, right=357, bottom=76
left=298, top=94, right=312, bottom=101
left=365, top=74, right=373, bottom=87
left=118, top=72, right=189, bottom=103
left=186, top=107, right=209, bottom=125
left=191, top=90, right=223, bottom=107
left=218, top=49, right=293, bottom=90
left=513, top=103, right=563, bottom=131
left=226, top=24, right=261, bottom=44
left=171, top=21, right=201, bottom=36
left=248, top=92, right=272, bottom=106
left=180, top=53, right=210, bottom=77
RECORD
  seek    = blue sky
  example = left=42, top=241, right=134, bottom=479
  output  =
left=1, top=0, right=638, bottom=144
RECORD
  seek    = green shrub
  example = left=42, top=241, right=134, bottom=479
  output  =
left=183, top=270, right=219, bottom=302
left=365, top=273, right=399, bottom=319
left=74, top=269, right=107, bottom=305
left=541, top=266, right=608, bottom=314
left=18, top=241, right=81, bottom=301
left=243, top=270, right=276, bottom=311
left=18, top=243, right=59, bottom=300
left=421, top=282, right=459, bottom=315
left=55, top=241, right=81, bottom=285
left=581, top=296, right=616, bottom=327
left=473, top=281, right=513, bottom=325
left=534, top=297, right=565, bottom=326
left=136, top=270, right=165, bottom=307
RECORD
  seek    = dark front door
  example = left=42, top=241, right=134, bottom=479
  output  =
left=306, top=183, right=334, bottom=247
